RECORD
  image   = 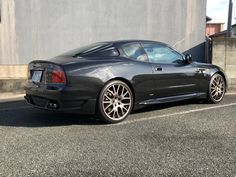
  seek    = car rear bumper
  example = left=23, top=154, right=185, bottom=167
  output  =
left=24, top=82, right=96, bottom=114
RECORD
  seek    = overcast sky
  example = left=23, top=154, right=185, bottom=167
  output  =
left=207, top=0, right=236, bottom=28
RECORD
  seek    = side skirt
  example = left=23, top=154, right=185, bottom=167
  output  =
left=139, top=93, right=206, bottom=105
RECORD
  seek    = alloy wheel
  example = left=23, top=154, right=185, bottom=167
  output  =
left=209, top=74, right=225, bottom=102
left=102, top=82, right=132, bottom=121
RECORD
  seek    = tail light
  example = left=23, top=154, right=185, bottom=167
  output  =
left=46, top=66, right=66, bottom=84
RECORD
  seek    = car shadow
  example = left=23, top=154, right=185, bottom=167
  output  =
left=0, top=100, right=103, bottom=127
left=0, top=99, right=206, bottom=128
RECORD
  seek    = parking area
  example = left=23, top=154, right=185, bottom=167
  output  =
left=0, top=95, right=236, bottom=177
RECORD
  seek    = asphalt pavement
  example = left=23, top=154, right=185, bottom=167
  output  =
left=0, top=95, right=236, bottom=177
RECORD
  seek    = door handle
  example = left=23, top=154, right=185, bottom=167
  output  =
left=196, top=68, right=205, bottom=73
left=155, top=66, right=162, bottom=71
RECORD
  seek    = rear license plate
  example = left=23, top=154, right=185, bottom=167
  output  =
left=32, top=71, right=43, bottom=83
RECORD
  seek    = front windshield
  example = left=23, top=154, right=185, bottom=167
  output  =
left=60, top=42, right=110, bottom=57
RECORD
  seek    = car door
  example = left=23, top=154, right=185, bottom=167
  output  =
left=141, top=42, right=198, bottom=98
left=120, top=42, right=157, bottom=102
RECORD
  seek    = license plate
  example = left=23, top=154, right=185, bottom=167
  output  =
left=32, top=71, right=42, bottom=83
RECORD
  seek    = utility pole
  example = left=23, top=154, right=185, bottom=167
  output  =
left=227, top=0, right=233, bottom=37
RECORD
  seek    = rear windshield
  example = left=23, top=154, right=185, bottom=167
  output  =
left=60, top=42, right=110, bottom=57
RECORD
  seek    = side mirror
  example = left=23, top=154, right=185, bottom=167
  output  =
left=184, top=54, right=192, bottom=64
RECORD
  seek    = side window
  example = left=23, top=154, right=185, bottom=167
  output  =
left=122, top=43, right=148, bottom=62
left=142, top=43, right=183, bottom=64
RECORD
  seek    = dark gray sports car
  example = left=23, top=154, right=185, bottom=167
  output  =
left=24, top=40, right=227, bottom=123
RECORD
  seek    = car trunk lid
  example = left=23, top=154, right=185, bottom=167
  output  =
left=28, top=60, right=67, bottom=84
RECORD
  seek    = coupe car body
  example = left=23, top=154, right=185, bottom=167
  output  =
left=24, top=40, right=227, bottom=123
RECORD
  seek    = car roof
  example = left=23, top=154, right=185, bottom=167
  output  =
left=102, top=40, right=168, bottom=46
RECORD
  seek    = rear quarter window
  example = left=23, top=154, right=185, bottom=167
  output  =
left=121, top=43, right=148, bottom=62
left=83, top=48, right=119, bottom=57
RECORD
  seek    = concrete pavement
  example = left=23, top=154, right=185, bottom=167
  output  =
left=0, top=95, right=236, bottom=176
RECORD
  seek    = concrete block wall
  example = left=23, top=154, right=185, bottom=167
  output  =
left=0, top=65, right=27, bottom=94
left=0, top=79, right=26, bottom=93
left=212, top=37, right=236, bottom=90
left=0, top=65, right=28, bottom=79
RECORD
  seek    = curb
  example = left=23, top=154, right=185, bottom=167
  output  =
left=226, top=92, right=236, bottom=95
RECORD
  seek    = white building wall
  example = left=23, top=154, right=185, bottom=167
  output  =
left=0, top=0, right=206, bottom=65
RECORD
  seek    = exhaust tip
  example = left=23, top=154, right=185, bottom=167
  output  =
left=47, top=102, right=59, bottom=109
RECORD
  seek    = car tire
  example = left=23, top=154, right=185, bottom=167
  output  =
left=207, top=73, right=226, bottom=104
left=97, top=80, right=133, bottom=123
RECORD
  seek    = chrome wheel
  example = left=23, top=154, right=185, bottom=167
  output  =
left=209, top=74, right=225, bottom=102
left=102, top=82, right=132, bottom=121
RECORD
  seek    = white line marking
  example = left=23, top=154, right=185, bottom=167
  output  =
left=118, top=102, right=236, bottom=125
left=0, top=106, right=31, bottom=111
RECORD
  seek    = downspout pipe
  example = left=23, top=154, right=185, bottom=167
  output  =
left=227, top=0, right=233, bottom=37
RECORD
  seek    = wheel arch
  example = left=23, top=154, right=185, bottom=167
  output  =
left=95, top=77, right=135, bottom=123
left=95, top=77, right=136, bottom=114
